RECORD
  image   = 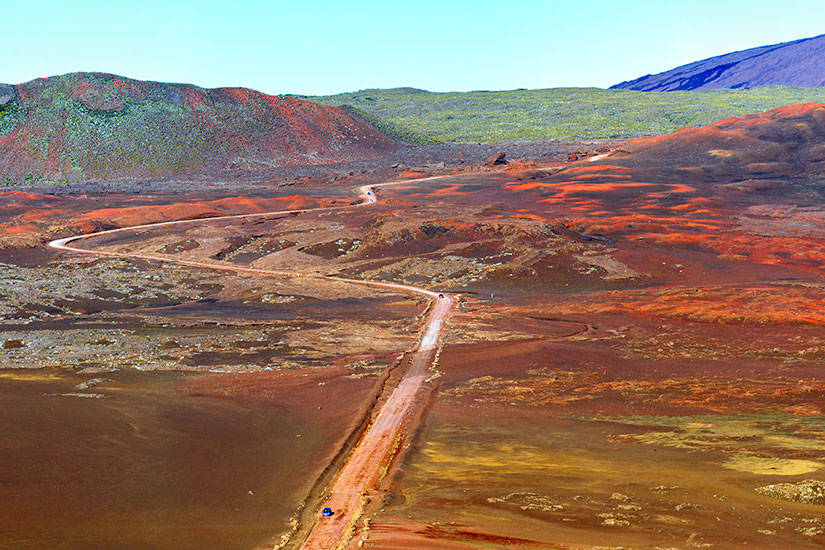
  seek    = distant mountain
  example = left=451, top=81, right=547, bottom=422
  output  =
left=611, top=34, right=825, bottom=91
left=0, top=72, right=399, bottom=184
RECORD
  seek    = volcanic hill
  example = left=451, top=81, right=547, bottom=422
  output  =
left=0, top=72, right=399, bottom=184
left=612, top=33, right=825, bottom=91
left=609, top=102, right=825, bottom=183
left=515, top=102, right=825, bottom=277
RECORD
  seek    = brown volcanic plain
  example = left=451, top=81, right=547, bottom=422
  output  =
left=2, top=105, right=825, bottom=549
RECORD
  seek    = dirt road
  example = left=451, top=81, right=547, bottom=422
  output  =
left=299, top=294, right=451, bottom=550
left=48, top=178, right=453, bottom=550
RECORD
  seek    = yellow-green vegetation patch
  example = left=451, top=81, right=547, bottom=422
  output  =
left=630, top=419, right=825, bottom=452
left=724, top=456, right=823, bottom=476
left=308, top=85, right=825, bottom=143
left=595, top=414, right=825, bottom=472
left=0, top=371, right=64, bottom=382
left=755, top=479, right=825, bottom=504
left=401, top=421, right=629, bottom=507
left=418, top=438, right=590, bottom=479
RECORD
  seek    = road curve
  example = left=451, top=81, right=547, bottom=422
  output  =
left=47, top=177, right=453, bottom=550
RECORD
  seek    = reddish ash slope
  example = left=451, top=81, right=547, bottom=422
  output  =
left=494, top=103, right=825, bottom=275
left=0, top=72, right=399, bottom=183
left=612, top=103, right=825, bottom=179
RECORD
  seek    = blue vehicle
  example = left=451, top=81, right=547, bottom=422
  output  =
left=321, top=507, right=334, bottom=517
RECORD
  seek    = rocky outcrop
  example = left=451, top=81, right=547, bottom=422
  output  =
left=486, top=151, right=507, bottom=167
left=0, top=84, right=16, bottom=106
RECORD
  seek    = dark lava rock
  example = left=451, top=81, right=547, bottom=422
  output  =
left=486, top=151, right=507, bottom=167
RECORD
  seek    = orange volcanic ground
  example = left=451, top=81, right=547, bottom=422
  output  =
left=3, top=106, right=825, bottom=549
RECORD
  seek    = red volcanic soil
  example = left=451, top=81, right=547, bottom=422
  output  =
left=451, top=104, right=825, bottom=278
left=0, top=72, right=399, bottom=183
left=0, top=188, right=353, bottom=251
left=612, top=103, right=825, bottom=179
left=7, top=104, right=825, bottom=549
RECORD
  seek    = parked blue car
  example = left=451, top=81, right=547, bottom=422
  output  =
left=321, top=507, right=334, bottom=517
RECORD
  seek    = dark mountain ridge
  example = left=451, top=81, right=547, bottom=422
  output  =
left=612, top=34, right=825, bottom=91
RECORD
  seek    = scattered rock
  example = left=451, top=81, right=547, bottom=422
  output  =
left=45, top=392, right=106, bottom=399
left=755, top=479, right=825, bottom=505
left=797, top=526, right=825, bottom=537
left=2, top=339, right=26, bottom=349
left=617, top=503, right=641, bottom=511
left=487, top=492, right=563, bottom=512
left=75, top=378, right=108, bottom=390
left=600, top=517, right=631, bottom=527
left=767, top=516, right=794, bottom=525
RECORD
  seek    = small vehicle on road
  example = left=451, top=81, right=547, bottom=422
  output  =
left=438, top=293, right=445, bottom=299
left=321, top=507, right=334, bottom=517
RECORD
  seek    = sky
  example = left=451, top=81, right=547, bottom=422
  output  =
left=9, top=0, right=825, bottom=95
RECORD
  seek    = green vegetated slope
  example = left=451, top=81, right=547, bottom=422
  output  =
left=0, top=72, right=398, bottom=184
left=306, top=86, right=825, bottom=143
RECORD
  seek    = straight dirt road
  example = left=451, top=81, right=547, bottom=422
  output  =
left=299, top=293, right=451, bottom=550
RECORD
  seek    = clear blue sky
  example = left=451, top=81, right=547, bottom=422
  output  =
left=10, top=0, right=825, bottom=95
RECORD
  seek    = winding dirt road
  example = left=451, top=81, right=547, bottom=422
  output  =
left=48, top=178, right=453, bottom=550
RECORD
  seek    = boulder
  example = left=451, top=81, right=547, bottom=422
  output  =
left=486, top=151, right=507, bottom=167
left=0, top=84, right=17, bottom=106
